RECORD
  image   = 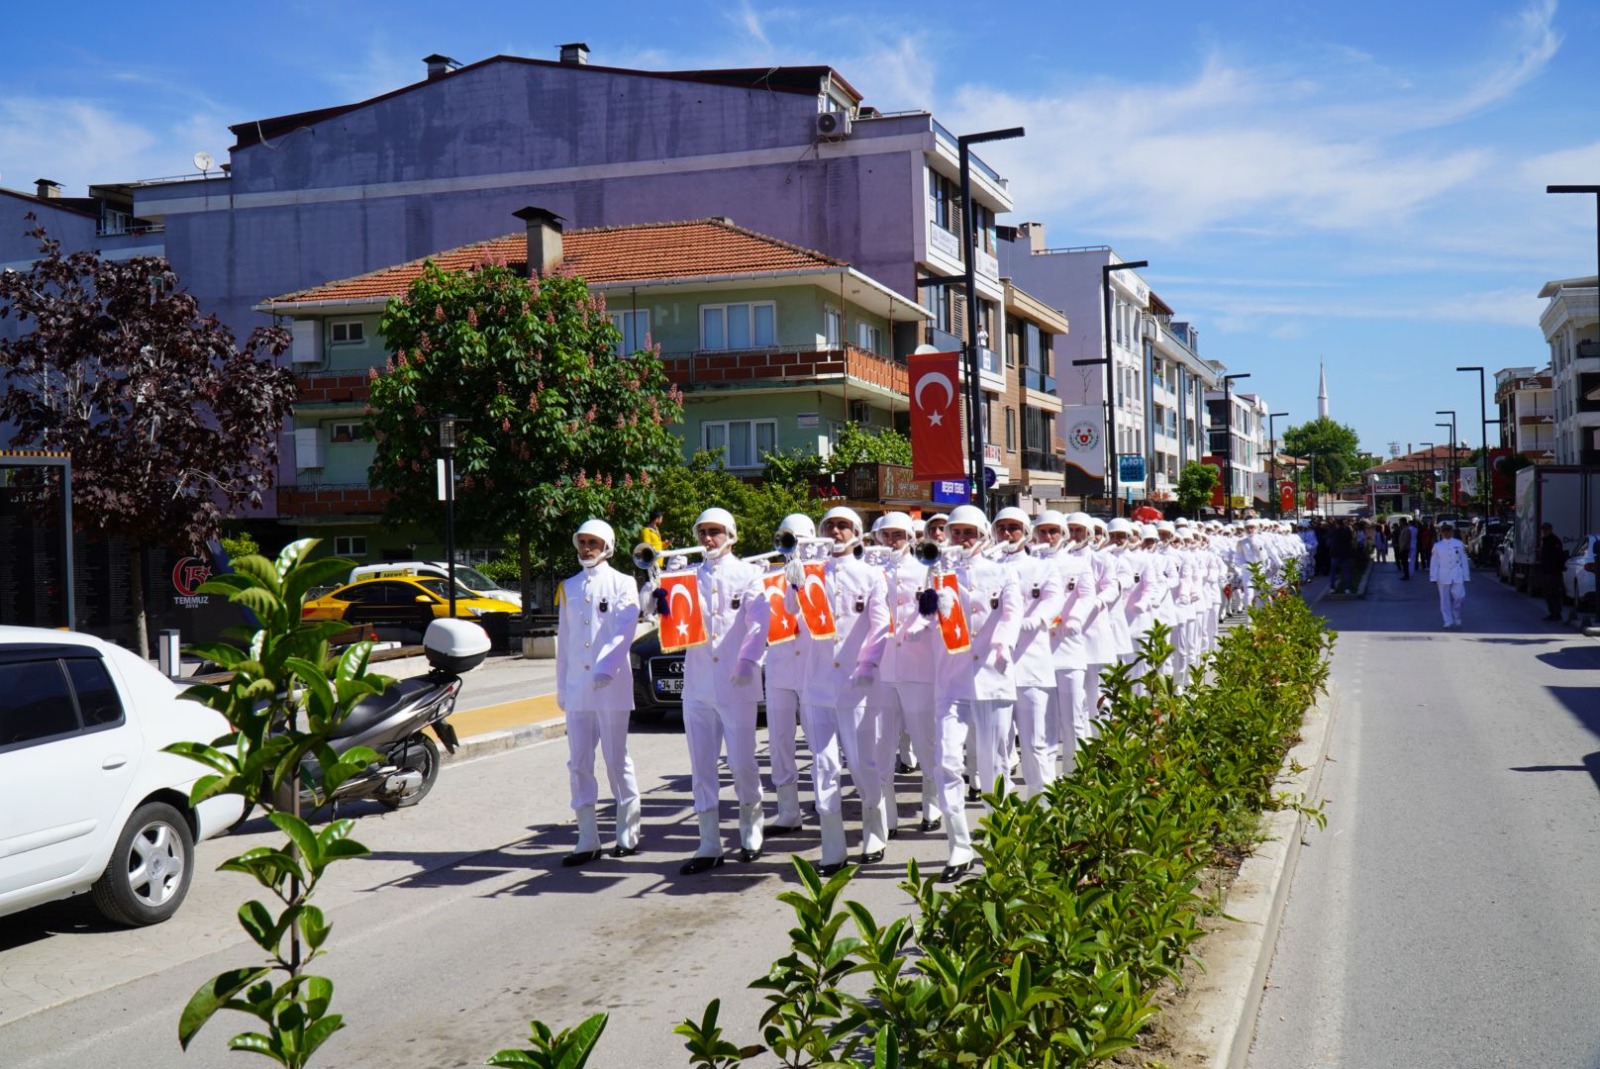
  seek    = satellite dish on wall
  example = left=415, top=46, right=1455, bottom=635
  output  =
left=193, top=151, right=215, bottom=174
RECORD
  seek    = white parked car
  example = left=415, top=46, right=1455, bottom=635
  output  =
left=1562, top=534, right=1597, bottom=613
left=347, top=561, right=525, bottom=610
left=0, top=626, right=245, bottom=925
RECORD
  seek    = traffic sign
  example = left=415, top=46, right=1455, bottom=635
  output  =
left=984, top=466, right=998, bottom=489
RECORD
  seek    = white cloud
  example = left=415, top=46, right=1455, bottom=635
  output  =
left=0, top=97, right=162, bottom=195
left=1182, top=284, right=1545, bottom=331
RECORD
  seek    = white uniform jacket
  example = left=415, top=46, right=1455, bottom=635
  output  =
left=998, top=548, right=1066, bottom=689
left=1068, top=545, right=1121, bottom=664
left=787, top=552, right=889, bottom=707
left=555, top=561, right=640, bottom=714
left=1122, top=547, right=1160, bottom=636
left=1429, top=538, right=1472, bottom=584
left=1048, top=549, right=1098, bottom=671
left=878, top=553, right=937, bottom=686
left=1099, top=547, right=1136, bottom=657
left=933, top=554, right=1023, bottom=702
left=682, top=553, right=768, bottom=706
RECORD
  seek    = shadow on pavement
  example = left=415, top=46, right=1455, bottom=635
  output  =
left=1509, top=686, right=1600, bottom=795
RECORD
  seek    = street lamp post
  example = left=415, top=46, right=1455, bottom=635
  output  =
left=914, top=125, right=1025, bottom=515
left=1436, top=409, right=1457, bottom=511
left=1455, top=366, right=1501, bottom=512
left=1420, top=440, right=1437, bottom=516
left=439, top=413, right=458, bottom=620
left=1268, top=410, right=1288, bottom=518
left=1222, top=373, right=1251, bottom=521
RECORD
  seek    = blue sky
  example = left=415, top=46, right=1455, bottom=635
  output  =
left=3, top=0, right=1596, bottom=456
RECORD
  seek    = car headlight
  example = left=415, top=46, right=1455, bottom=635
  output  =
left=466, top=607, right=487, bottom=617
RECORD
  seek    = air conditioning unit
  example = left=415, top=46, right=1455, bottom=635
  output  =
left=290, top=320, right=323, bottom=365
left=293, top=427, right=325, bottom=470
left=815, top=111, right=852, bottom=140
left=849, top=399, right=870, bottom=423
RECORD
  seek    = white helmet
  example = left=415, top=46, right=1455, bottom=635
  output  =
left=946, top=504, right=989, bottom=535
left=1107, top=517, right=1135, bottom=536
left=777, top=512, right=816, bottom=539
left=821, top=505, right=864, bottom=556
left=1156, top=520, right=1176, bottom=537
left=573, top=518, right=616, bottom=567
left=991, top=506, right=1031, bottom=554
left=1065, top=511, right=1093, bottom=545
left=912, top=517, right=927, bottom=538
left=877, top=511, right=915, bottom=536
left=1140, top=523, right=1160, bottom=542
left=694, top=506, right=739, bottom=559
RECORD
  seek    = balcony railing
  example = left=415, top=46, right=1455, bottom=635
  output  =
left=1021, top=449, right=1065, bottom=473
left=1022, top=366, right=1055, bottom=393
left=658, top=343, right=908, bottom=395
left=977, top=346, right=1002, bottom=375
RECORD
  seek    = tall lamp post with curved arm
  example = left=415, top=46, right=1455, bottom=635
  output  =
left=1268, top=411, right=1288, bottom=518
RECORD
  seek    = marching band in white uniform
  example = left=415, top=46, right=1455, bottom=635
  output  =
left=554, top=504, right=1299, bottom=881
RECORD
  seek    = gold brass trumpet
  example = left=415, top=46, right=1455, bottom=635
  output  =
left=631, top=542, right=705, bottom=574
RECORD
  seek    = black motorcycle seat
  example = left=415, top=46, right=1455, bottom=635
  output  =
left=333, top=676, right=443, bottom=740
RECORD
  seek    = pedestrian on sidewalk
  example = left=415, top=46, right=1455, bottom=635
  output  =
left=1395, top=520, right=1413, bottom=580
left=1538, top=522, right=1568, bottom=621
left=1429, top=520, right=1471, bottom=629
left=554, top=519, right=642, bottom=866
left=1418, top=520, right=1436, bottom=570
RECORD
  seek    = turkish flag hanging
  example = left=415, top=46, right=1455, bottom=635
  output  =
left=1280, top=482, right=1296, bottom=514
left=656, top=569, right=708, bottom=653
left=910, top=350, right=965, bottom=481
left=762, top=571, right=800, bottom=645
left=932, top=572, right=971, bottom=654
left=795, top=562, right=837, bottom=640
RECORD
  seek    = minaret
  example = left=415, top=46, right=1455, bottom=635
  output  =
left=1317, top=359, right=1329, bottom=420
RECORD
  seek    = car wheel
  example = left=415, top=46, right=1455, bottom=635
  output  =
left=89, top=801, right=195, bottom=927
left=378, top=733, right=441, bottom=809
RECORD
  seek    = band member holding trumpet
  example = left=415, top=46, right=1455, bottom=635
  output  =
left=990, top=507, right=1065, bottom=799
left=763, top=514, right=818, bottom=835
left=674, top=507, right=769, bottom=874
left=784, top=505, right=890, bottom=875
left=926, top=504, right=1021, bottom=881
left=555, top=519, right=642, bottom=866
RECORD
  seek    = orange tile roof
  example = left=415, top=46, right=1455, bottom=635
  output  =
left=264, top=218, right=847, bottom=307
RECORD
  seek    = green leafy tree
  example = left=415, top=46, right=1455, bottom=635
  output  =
left=1281, top=416, right=1364, bottom=492
left=762, top=422, right=912, bottom=485
left=647, top=450, right=817, bottom=569
left=1176, top=461, right=1219, bottom=516
left=367, top=262, right=683, bottom=601
left=0, top=221, right=295, bottom=656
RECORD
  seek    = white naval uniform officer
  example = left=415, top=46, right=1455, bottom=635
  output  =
left=1034, top=512, right=1096, bottom=760
left=762, top=512, right=817, bottom=835
left=929, top=505, right=1022, bottom=881
left=785, top=505, right=891, bottom=875
left=679, top=507, right=770, bottom=874
left=1429, top=520, right=1471, bottom=629
left=992, top=507, right=1065, bottom=799
left=866, top=512, right=942, bottom=839
left=555, top=519, right=642, bottom=866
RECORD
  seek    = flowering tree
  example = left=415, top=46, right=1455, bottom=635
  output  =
left=367, top=261, right=683, bottom=597
left=0, top=221, right=294, bottom=655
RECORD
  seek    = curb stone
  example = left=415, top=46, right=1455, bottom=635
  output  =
left=1159, top=684, right=1339, bottom=1068
left=443, top=717, right=568, bottom=763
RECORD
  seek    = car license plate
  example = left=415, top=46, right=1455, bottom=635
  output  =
left=656, top=677, right=684, bottom=695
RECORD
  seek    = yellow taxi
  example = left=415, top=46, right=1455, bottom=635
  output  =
left=302, top=576, right=520, bottom=638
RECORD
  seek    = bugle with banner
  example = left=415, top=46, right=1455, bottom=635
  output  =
left=794, top=560, right=836, bottom=640
left=655, top=568, right=708, bottom=653
left=930, top=570, right=970, bottom=654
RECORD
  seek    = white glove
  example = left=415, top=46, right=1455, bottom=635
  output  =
left=591, top=670, right=615, bottom=690
left=784, top=559, right=807, bottom=588
left=1018, top=615, right=1046, bottom=636
left=850, top=665, right=876, bottom=689
left=990, top=649, right=1010, bottom=673
left=729, top=659, right=758, bottom=686
left=937, top=588, right=956, bottom=615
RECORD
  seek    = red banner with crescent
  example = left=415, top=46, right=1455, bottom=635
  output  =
left=933, top=572, right=970, bottom=654
left=763, top=571, right=799, bottom=645
left=910, top=350, right=965, bottom=481
left=795, top=562, right=836, bottom=640
left=1280, top=481, right=1295, bottom=514
left=656, top=569, right=708, bottom=653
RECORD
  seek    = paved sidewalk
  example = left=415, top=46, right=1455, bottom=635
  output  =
left=377, top=648, right=569, bottom=761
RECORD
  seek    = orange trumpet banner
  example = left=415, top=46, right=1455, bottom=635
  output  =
left=795, top=561, right=837, bottom=640
left=763, top=571, right=800, bottom=645
left=933, top=571, right=970, bottom=654
left=656, top=569, right=708, bottom=653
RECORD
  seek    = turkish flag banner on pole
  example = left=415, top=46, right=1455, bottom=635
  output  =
left=656, top=569, right=708, bottom=653
left=1280, top=482, right=1295, bottom=514
left=762, top=571, right=800, bottom=645
left=795, top=562, right=837, bottom=640
left=910, top=350, right=966, bottom=481
left=932, top=571, right=971, bottom=654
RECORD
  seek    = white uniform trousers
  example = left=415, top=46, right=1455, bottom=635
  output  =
left=1055, top=667, right=1090, bottom=769
left=948, top=698, right=1015, bottom=802
left=764, top=685, right=806, bottom=825
left=870, top=682, right=939, bottom=835
left=1013, top=685, right=1054, bottom=798
left=565, top=707, right=640, bottom=850
left=1437, top=581, right=1466, bottom=627
left=682, top=698, right=763, bottom=819
left=932, top=700, right=978, bottom=867
left=801, top=697, right=888, bottom=859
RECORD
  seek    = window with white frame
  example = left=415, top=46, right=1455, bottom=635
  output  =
left=334, top=536, right=367, bottom=557
left=700, top=302, right=777, bottom=350
left=824, top=306, right=843, bottom=347
left=610, top=309, right=650, bottom=356
left=702, top=419, right=778, bottom=468
left=329, top=321, right=364, bottom=345
left=856, top=320, right=882, bottom=355
left=329, top=420, right=367, bottom=444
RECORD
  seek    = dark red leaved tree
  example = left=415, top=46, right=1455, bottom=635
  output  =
left=0, top=221, right=295, bottom=655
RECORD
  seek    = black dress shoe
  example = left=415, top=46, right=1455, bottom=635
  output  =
left=739, top=847, right=762, bottom=863
left=610, top=845, right=639, bottom=859
left=886, top=829, right=900, bottom=840
left=765, top=822, right=804, bottom=837
left=562, top=849, right=602, bottom=867
left=814, top=859, right=849, bottom=877
left=859, top=849, right=885, bottom=865
left=938, top=861, right=972, bottom=882
left=919, top=817, right=943, bottom=833
left=966, top=786, right=981, bottom=803
left=895, top=760, right=920, bottom=774
left=680, top=854, right=724, bottom=875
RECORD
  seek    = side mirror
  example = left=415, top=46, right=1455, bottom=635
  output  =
left=415, top=594, right=434, bottom=604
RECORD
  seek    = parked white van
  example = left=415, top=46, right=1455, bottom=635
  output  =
left=347, top=561, right=523, bottom=610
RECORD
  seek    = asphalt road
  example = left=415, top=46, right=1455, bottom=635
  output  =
left=1248, top=560, right=1600, bottom=1069
left=0, top=719, right=955, bottom=1067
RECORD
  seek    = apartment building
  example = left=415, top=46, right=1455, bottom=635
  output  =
left=1537, top=275, right=1599, bottom=467
left=1205, top=387, right=1268, bottom=512
left=995, top=281, right=1069, bottom=509
left=1494, top=366, right=1556, bottom=460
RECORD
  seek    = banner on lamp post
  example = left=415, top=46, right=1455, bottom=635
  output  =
left=909, top=351, right=965, bottom=481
